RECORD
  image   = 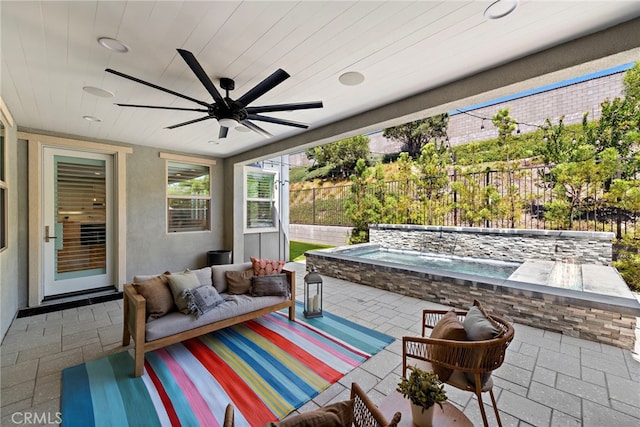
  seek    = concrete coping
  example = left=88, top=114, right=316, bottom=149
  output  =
left=369, top=223, right=616, bottom=241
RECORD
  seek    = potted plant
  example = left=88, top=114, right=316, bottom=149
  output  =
left=396, top=366, right=448, bottom=427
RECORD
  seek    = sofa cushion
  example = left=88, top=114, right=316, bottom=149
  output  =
left=225, top=270, right=254, bottom=294
left=429, top=310, right=467, bottom=381
left=133, top=275, right=174, bottom=321
left=183, top=285, right=226, bottom=318
left=250, top=274, right=289, bottom=297
left=145, top=294, right=289, bottom=341
left=166, top=270, right=201, bottom=314
left=212, top=262, right=253, bottom=293
left=267, top=400, right=354, bottom=427
left=250, top=256, right=285, bottom=276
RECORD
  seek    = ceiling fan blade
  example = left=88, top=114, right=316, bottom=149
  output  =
left=219, top=126, right=229, bottom=139
left=241, top=120, right=272, bottom=138
left=165, top=115, right=214, bottom=129
left=105, top=68, right=210, bottom=108
left=247, top=114, right=308, bottom=129
left=115, top=103, right=209, bottom=112
left=235, top=69, right=290, bottom=108
left=246, top=101, right=323, bottom=114
left=177, top=49, right=228, bottom=108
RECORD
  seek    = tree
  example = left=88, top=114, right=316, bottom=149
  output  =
left=305, top=135, right=370, bottom=178
left=492, top=108, right=522, bottom=228
left=383, top=114, right=449, bottom=159
left=344, top=159, right=388, bottom=244
left=582, top=61, right=640, bottom=175
left=544, top=146, right=619, bottom=229
left=414, top=142, right=453, bottom=225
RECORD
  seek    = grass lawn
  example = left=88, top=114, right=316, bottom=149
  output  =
left=290, top=241, right=334, bottom=262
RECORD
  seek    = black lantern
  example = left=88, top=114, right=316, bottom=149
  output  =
left=303, top=264, right=323, bottom=318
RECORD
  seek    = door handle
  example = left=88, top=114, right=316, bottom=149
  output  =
left=45, top=225, right=57, bottom=242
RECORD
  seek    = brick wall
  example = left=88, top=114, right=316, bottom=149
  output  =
left=369, top=224, right=614, bottom=265
left=447, top=72, right=625, bottom=146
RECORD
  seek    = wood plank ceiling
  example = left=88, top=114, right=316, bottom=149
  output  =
left=2, top=1, right=640, bottom=157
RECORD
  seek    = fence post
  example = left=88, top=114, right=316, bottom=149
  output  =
left=312, top=187, right=316, bottom=225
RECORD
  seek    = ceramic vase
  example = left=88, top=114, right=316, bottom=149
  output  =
left=410, top=403, right=435, bottom=427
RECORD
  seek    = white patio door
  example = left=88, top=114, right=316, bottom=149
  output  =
left=42, top=147, right=114, bottom=296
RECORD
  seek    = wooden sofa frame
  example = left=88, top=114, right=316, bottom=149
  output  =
left=122, top=269, right=296, bottom=377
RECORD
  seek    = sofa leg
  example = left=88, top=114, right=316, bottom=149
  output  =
left=134, top=346, right=145, bottom=377
left=122, top=326, right=131, bottom=346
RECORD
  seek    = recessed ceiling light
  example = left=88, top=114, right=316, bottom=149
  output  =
left=339, top=71, right=365, bottom=86
left=83, top=115, right=102, bottom=122
left=484, top=0, right=518, bottom=20
left=97, top=37, right=129, bottom=53
left=83, top=86, right=115, bottom=98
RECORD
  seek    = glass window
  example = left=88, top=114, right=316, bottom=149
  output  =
left=245, top=169, right=277, bottom=231
left=167, top=161, right=211, bottom=232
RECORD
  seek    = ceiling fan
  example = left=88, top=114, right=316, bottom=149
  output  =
left=105, top=48, right=323, bottom=139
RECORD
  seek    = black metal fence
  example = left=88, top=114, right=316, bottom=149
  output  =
left=289, top=164, right=639, bottom=237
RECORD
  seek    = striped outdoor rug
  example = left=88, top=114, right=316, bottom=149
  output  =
left=61, top=303, right=394, bottom=427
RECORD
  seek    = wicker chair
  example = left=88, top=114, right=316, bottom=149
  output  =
left=402, top=309, right=515, bottom=427
left=223, top=403, right=234, bottom=427
left=222, top=383, right=400, bottom=427
left=351, top=382, right=402, bottom=427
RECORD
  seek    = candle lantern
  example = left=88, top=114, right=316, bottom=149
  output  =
left=303, top=264, right=323, bottom=318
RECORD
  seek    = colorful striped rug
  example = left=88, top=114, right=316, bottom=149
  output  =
left=61, top=303, right=394, bottom=427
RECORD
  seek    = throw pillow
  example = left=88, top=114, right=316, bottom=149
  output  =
left=462, top=300, right=503, bottom=388
left=250, top=256, right=286, bottom=276
left=166, top=270, right=201, bottom=314
left=190, top=266, right=213, bottom=286
left=463, top=304, right=502, bottom=341
left=429, top=309, right=467, bottom=382
left=133, top=275, right=174, bottom=321
left=183, top=286, right=226, bottom=319
left=225, top=269, right=254, bottom=294
left=267, top=400, right=354, bottom=427
left=250, top=274, right=289, bottom=297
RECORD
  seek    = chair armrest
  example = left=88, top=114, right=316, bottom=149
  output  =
left=351, top=382, right=401, bottom=427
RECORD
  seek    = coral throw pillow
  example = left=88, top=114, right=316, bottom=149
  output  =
left=250, top=256, right=285, bottom=276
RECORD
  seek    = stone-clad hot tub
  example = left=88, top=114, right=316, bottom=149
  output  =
left=305, top=225, right=640, bottom=350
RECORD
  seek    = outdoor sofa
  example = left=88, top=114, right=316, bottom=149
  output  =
left=122, top=260, right=295, bottom=377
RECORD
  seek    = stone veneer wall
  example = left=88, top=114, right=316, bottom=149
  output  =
left=369, top=224, right=614, bottom=265
left=306, top=250, right=639, bottom=350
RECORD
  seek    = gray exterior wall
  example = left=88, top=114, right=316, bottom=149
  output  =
left=369, top=224, right=614, bottom=265
left=0, top=116, right=19, bottom=339
left=125, top=145, right=226, bottom=278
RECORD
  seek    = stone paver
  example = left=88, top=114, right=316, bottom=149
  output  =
left=1, top=261, right=639, bottom=426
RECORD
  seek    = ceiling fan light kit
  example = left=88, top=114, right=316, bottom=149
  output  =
left=105, top=48, right=323, bottom=140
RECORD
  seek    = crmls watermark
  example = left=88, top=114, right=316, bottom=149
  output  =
left=11, top=412, right=62, bottom=425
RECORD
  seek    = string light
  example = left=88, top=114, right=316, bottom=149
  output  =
left=480, top=119, right=485, bottom=130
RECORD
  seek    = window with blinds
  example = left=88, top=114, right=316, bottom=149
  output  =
left=246, top=169, right=277, bottom=231
left=167, top=161, right=211, bottom=232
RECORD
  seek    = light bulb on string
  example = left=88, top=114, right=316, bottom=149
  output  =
left=480, top=119, right=485, bottom=130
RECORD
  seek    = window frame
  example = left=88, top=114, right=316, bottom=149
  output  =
left=161, top=152, right=215, bottom=234
left=0, top=118, right=6, bottom=252
left=244, top=166, right=279, bottom=234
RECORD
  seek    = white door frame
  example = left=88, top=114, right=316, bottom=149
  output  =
left=24, top=132, right=132, bottom=307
